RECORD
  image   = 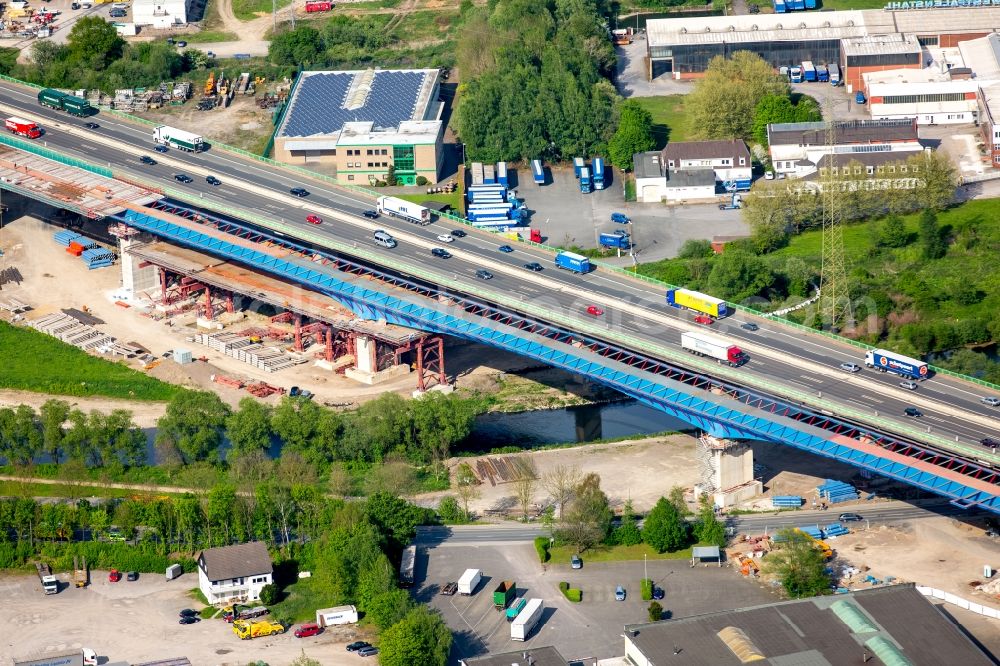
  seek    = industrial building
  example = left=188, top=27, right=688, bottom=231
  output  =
left=645, top=6, right=1000, bottom=90
left=272, top=68, right=444, bottom=186
left=979, top=82, right=1000, bottom=165
left=623, top=584, right=994, bottom=666
left=460, top=647, right=570, bottom=666
left=633, top=140, right=751, bottom=203
left=863, top=69, right=980, bottom=125
left=132, top=0, right=188, bottom=28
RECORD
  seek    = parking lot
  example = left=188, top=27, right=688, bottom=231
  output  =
left=512, top=164, right=750, bottom=263
left=0, top=571, right=366, bottom=665
left=417, top=540, right=778, bottom=662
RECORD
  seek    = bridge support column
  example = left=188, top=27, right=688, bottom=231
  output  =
left=203, top=288, right=213, bottom=320
left=159, top=267, right=168, bottom=304
left=118, top=235, right=157, bottom=296
left=695, top=435, right=763, bottom=509
left=325, top=328, right=333, bottom=363
left=294, top=316, right=303, bottom=353
left=226, top=292, right=235, bottom=314
left=344, top=334, right=410, bottom=385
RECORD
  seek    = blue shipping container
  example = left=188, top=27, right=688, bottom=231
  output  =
left=773, top=0, right=787, bottom=12
left=531, top=159, right=545, bottom=184
left=496, top=162, right=508, bottom=187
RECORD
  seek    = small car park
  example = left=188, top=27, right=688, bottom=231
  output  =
left=694, top=314, right=714, bottom=325
left=571, top=554, right=582, bottom=569
left=290, top=187, right=309, bottom=197
left=741, top=322, right=759, bottom=332
left=839, top=513, right=863, bottom=522
left=904, top=406, right=922, bottom=417
left=437, top=234, right=455, bottom=243
left=205, top=175, right=221, bottom=186
left=346, top=641, right=372, bottom=652
left=441, top=581, right=458, bottom=595
left=431, top=248, right=451, bottom=259
left=139, top=155, right=156, bottom=165
left=475, top=269, right=494, bottom=280
left=981, top=396, right=1000, bottom=407
left=840, top=363, right=861, bottom=373
left=615, top=585, right=626, bottom=601
left=173, top=174, right=192, bottom=184
left=523, top=262, right=544, bottom=272
left=450, top=229, right=468, bottom=238
left=498, top=245, right=513, bottom=253
left=586, top=305, right=604, bottom=316
left=899, top=380, right=918, bottom=391
left=294, top=622, right=322, bottom=638
left=305, top=214, right=322, bottom=225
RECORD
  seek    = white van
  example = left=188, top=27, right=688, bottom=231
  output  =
left=373, top=230, right=397, bottom=248
left=111, top=2, right=130, bottom=8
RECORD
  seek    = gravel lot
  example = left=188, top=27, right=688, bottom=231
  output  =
left=1, top=571, right=369, bottom=665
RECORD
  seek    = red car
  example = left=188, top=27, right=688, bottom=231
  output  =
left=306, top=214, right=322, bottom=225
left=108, top=569, right=122, bottom=582
left=294, top=622, right=322, bottom=638
left=586, top=305, right=604, bottom=316
left=694, top=314, right=714, bottom=325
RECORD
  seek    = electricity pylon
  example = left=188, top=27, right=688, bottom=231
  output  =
left=819, top=111, right=852, bottom=332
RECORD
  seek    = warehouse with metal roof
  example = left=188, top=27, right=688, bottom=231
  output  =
left=622, top=584, right=994, bottom=666
left=645, top=6, right=1000, bottom=89
left=272, top=68, right=443, bottom=185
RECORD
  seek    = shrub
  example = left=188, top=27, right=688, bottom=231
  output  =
left=558, top=581, right=569, bottom=592
left=648, top=601, right=663, bottom=621
left=416, top=176, right=429, bottom=186
left=259, top=583, right=278, bottom=605
left=640, top=578, right=653, bottom=601
left=534, top=536, right=550, bottom=563
left=559, top=581, right=581, bottom=602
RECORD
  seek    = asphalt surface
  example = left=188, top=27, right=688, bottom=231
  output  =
left=0, top=84, right=998, bottom=461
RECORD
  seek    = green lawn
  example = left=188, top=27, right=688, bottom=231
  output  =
left=390, top=9, right=460, bottom=43
left=231, top=0, right=293, bottom=21
left=184, top=30, right=240, bottom=43
left=0, top=322, right=180, bottom=400
left=817, top=0, right=887, bottom=9
left=550, top=543, right=695, bottom=563
left=395, top=190, right=464, bottom=212
left=632, top=95, right=694, bottom=147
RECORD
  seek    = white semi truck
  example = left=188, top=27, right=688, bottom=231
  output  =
left=153, top=125, right=204, bottom=152
left=680, top=331, right=748, bottom=367
left=376, top=196, right=430, bottom=225
left=510, top=598, right=543, bottom=641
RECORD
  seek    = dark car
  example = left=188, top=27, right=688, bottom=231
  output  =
left=206, top=175, right=221, bottom=186
left=839, top=513, right=863, bottom=522
left=358, top=647, right=379, bottom=658
left=179, top=616, right=200, bottom=625
left=176, top=40, right=187, bottom=47
left=362, top=209, right=379, bottom=219
left=980, top=437, right=1000, bottom=449
left=904, top=406, right=922, bottom=417
left=741, top=322, right=759, bottom=331
left=346, top=641, right=372, bottom=652
left=84, top=122, right=99, bottom=129
left=290, top=187, right=309, bottom=197
left=179, top=609, right=198, bottom=617
left=451, top=229, right=468, bottom=238
left=523, top=262, right=543, bottom=272
left=498, top=245, right=514, bottom=253
left=126, top=571, right=138, bottom=581
left=475, top=269, right=494, bottom=280
left=173, top=174, right=192, bottom=183
left=431, top=248, right=452, bottom=259
left=441, top=581, right=458, bottom=595
left=139, top=155, right=156, bottom=165
left=652, top=586, right=664, bottom=600
left=154, top=145, right=168, bottom=153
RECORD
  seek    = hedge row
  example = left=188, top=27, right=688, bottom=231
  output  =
left=534, top=536, right=550, bottom=563
left=640, top=578, right=653, bottom=601
left=558, top=581, right=581, bottom=603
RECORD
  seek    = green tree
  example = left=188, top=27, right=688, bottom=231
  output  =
left=226, top=398, right=272, bottom=456
left=875, top=214, right=910, bottom=248
left=437, top=496, right=464, bottom=524
left=378, top=606, right=453, bottom=666
left=289, top=652, right=322, bottom=666
left=751, top=94, right=821, bottom=147
left=365, top=491, right=432, bottom=552
left=918, top=209, right=946, bottom=260
left=694, top=496, right=727, bottom=548
left=687, top=51, right=790, bottom=140
left=911, top=150, right=957, bottom=211
left=764, top=528, right=831, bottom=598
left=259, top=582, right=278, bottom=605
left=614, top=499, right=642, bottom=546
left=39, top=399, right=70, bottom=465
left=66, top=16, right=125, bottom=70
left=268, top=26, right=324, bottom=67
left=668, top=485, right=689, bottom=516
left=410, top=393, right=480, bottom=470
left=155, top=391, right=230, bottom=464
left=557, top=473, right=612, bottom=551
left=454, top=462, right=480, bottom=521
left=607, top=100, right=656, bottom=170
left=367, top=588, right=416, bottom=629
left=642, top=496, right=689, bottom=553
left=707, top=249, right=774, bottom=302
left=648, top=601, right=663, bottom=621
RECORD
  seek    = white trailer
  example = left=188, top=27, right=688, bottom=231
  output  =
left=457, top=568, right=482, bottom=595
left=510, top=598, right=543, bottom=641
left=316, top=605, right=359, bottom=627
left=165, top=563, right=182, bottom=580
left=13, top=648, right=97, bottom=666
left=680, top=331, right=747, bottom=367
left=376, top=196, right=430, bottom=224
left=152, top=125, right=204, bottom=152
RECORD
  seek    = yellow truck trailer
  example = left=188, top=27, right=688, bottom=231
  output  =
left=233, top=619, right=285, bottom=640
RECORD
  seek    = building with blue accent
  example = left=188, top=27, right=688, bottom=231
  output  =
left=273, top=68, right=444, bottom=186
left=633, top=140, right=752, bottom=202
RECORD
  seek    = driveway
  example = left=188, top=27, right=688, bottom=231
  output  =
left=615, top=38, right=696, bottom=98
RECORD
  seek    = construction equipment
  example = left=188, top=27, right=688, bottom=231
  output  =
left=233, top=619, right=285, bottom=640
left=35, top=562, right=58, bottom=594
left=73, top=556, right=88, bottom=588
left=203, top=72, right=215, bottom=96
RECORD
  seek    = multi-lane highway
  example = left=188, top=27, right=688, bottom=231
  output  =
left=1, top=81, right=998, bottom=458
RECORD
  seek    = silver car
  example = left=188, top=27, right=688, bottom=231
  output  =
left=839, top=363, right=861, bottom=373
left=981, top=396, right=1000, bottom=407
left=899, top=380, right=918, bottom=390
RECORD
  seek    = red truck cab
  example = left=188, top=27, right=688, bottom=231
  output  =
left=5, top=116, right=41, bottom=139
left=294, top=622, right=322, bottom=638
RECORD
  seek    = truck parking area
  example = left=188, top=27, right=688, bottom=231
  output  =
left=0, top=572, right=364, bottom=665
left=419, top=541, right=778, bottom=661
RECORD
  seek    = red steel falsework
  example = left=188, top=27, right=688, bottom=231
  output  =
left=397, top=336, right=446, bottom=391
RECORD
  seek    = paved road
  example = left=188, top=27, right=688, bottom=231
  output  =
left=415, top=501, right=984, bottom=545
left=1, top=83, right=998, bottom=464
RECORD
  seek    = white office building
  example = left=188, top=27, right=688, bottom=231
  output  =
left=133, top=0, right=188, bottom=28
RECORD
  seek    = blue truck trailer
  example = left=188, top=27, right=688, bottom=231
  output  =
left=555, top=251, right=590, bottom=273
left=573, top=157, right=585, bottom=179
left=579, top=167, right=592, bottom=193
left=817, top=65, right=829, bottom=82
left=864, top=349, right=929, bottom=380
left=599, top=233, right=630, bottom=249
left=801, top=61, right=817, bottom=82
left=593, top=157, right=606, bottom=190
left=531, top=159, right=545, bottom=185
left=828, top=63, right=841, bottom=85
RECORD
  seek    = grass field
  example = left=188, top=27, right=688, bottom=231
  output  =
left=817, top=0, right=887, bottom=9
left=0, top=322, right=179, bottom=401
left=184, top=30, right=240, bottom=43
left=549, top=543, right=695, bottom=562
left=390, top=9, right=461, bottom=43
left=231, top=0, right=293, bottom=21
left=395, top=190, right=464, bottom=211
left=631, top=95, right=694, bottom=147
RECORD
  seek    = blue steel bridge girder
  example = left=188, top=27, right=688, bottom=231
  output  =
left=115, top=208, right=1000, bottom=514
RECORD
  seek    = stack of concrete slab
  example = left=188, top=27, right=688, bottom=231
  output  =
left=193, top=331, right=306, bottom=373
left=29, top=312, right=116, bottom=352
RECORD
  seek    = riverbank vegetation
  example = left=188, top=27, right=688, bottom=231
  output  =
left=0, top=322, right=178, bottom=401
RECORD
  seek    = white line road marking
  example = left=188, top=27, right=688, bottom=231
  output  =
left=799, top=375, right=824, bottom=384
left=861, top=395, right=884, bottom=404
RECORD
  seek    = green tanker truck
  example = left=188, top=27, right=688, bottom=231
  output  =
left=38, top=88, right=93, bottom=117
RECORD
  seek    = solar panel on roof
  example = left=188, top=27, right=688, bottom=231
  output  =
left=281, top=71, right=429, bottom=137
